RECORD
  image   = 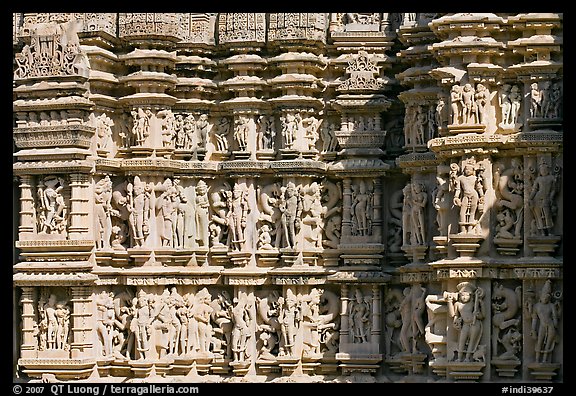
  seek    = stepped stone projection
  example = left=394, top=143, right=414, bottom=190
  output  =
left=12, top=12, right=563, bottom=383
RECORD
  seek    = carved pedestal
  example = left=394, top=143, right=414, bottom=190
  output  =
left=228, top=250, right=251, bottom=267
left=492, top=358, right=521, bottom=378
left=527, top=363, right=561, bottom=381
left=401, top=244, right=428, bottom=263
left=527, top=235, right=561, bottom=257
left=447, top=124, right=486, bottom=135
left=449, top=234, right=484, bottom=258
left=447, top=361, right=485, bottom=382
left=432, top=236, right=449, bottom=260
left=277, top=355, right=300, bottom=376
left=210, top=245, right=231, bottom=266
left=129, top=360, right=154, bottom=378
left=494, top=238, right=523, bottom=256
left=400, top=352, right=428, bottom=375
left=229, top=360, right=251, bottom=376
left=321, top=249, right=341, bottom=267
left=256, top=249, right=280, bottom=267
left=280, top=248, right=299, bottom=266
left=96, top=357, right=114, bottom=377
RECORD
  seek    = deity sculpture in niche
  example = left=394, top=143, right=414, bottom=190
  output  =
left=399, top=284, right=427, bottom=354
left=493, top=159, right=524, bottom=240
left=409, top=181, right=427, bottom=246
left=231, top=291, right=254, bottom=362
left=133, top=289, right=152, bottom=360
left=194, top=180, right=210, bottom=248
left=156, top=178, right=179, bottom=248
left=528, top=280, right=562, bottom=364
left=528, top=159, right=560, bottom=237
left=432, top=165, right=452, bottom=237
left=37, top=292, right=71, bottom=352
left=351, top=179, right=373, bottom=237
left=387, top=189, right=403, bottom=254
left=383, top=288, right=403, bottom=357
left=301, top=181, right=324, bottom=249
left=277, top=182, right=302, bottom=249
left=255, top=291, right=282, bottom=360
left=280, top=112, right=300, bottom=149
left=452, top=160, right=485, bottom=234
left=349, top=288, right=371, bottom=344
left=126, top=176, right=152, bottom=248
left=157, top=109, right=176, bottom=148
left=227, top=183, right=249, bottom=251
left=37, top=175, right=67, bottom=235
left=210, top=117, right=229, bottom=153
left=256, top=114, right=276, bottom=151
left=210, top=290, right=234, bottom=359
left=257, top=182, right=282, bottom=249
left=279, top=289, right=300, bottom=356
left=491, top=283, right=521, bottom=360
left=445, top=282, right=485, bottom=362
left=320, top=179, right=342, bottom=249
left=195, top=114, right=210, bottom=149
left=94, top=175, right=114, bottom=249
left=209, top=182, right=231, bottom=247
left=234, top=115, right=250, bottom=151
left=131, top=108, right=151, bottom=146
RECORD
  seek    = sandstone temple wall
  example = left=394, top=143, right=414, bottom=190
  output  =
left=12, top=12, right=563, bottom=383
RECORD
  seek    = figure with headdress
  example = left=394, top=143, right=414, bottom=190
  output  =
left=530, top=280, right=561, bottom=363
left=445, top=282, right=485, bottom=362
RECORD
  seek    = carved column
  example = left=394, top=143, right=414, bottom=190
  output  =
left=68, top=173, right=90, bottom=239
left=69, top=286, right=94, bottom=359
left=17, top=175, right=36, bottom=239
left=341, top=178, right=353, bottom=241
left=371, top=284, right=381, bottom=344
left=19, top=287, right=36, bottom=359
left=339, top=284, right=350, bottom=344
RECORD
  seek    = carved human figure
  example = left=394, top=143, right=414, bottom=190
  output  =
left=174, top=114, right=186, bottom=149
left=95, top=113, right=114, bottom=152
left=402, top=183, right=413, bottom=245
left=94, top=176, right=114, bottom=249
left=55, top=301, right=70, bottom=350
left=43, top=294, right=59, bottom=349
left=210, top=290, right=234, bottom=359
left=499, top=84, right=512, bottom=125
left=279, top=289, right=299, bottom=356
left=450, top=84, right=463, bottom=125
left=95, top=290, right=114, bottom=356
left=38, top=175, right=67, bottom=234
left=530, top=82, right=542, bottom=118
left=529, top=161, right=557, bottom=236
left=301, top=288, right=322, bottom=355
left=278, top=182, right=301, bottom=249
left=399, top=284, right=427, bottom=354
left=209, top=184, right=231, bottom=247
left=234, top=115, right=250, bottom=151
left=194, top=180, right=210, bottom=248
left=280, top=112, right=300, bottom=149
left=415, top=106, right=427, bottom=145
left=321, top=122, right=338, bottom=153
left=433, top=166, right=451, bottom=237
left=410, top=182, right=427, bottom=245
left=549, top=82, right=562, bottom=119
left=540, top=81, right=552, bottom=119
left=184, top=114, right=196, bottom=150
left=156, top=178, right=179, bottom=247
left=301, top=115, right=323, bottom=150
left=157, top=109, right=176, bottom=148
left=461, top=83, right=476, bottom=124
left=493, top=159, right=524, bottom=238
left=349, top=288, right=370, bottom=344
left=255, top=291, right=282, bottom=360
left=212, top=117, right=231, bottom=152
left=231, top=293, right=250, bottom=362
left=301, top=182, right=324, bottom=249
left=474, top=83, right=489, bottom=125
left=133, top=290, right=152, bottom=359
left=191, top=288, right=213, bottom=353
left=227, top=184, right=248, bottom=251
left=131, top=108, right=150, bottom=146
left=351, top=180, right=372, bottom=236
left=128, top=176, right=151, bottom=247
left=195, top=114, right=210, bottom=149
left=257, top=114, right=276, bottom=151
left=445, top=282, right=485, bottom=362
left=509, top=85, right=522, bottom=125
left=453, top=162, right=485, bottom=234
left=530, top=280, right=560, bottom=363
left=491, top=283, right=521, bottom=358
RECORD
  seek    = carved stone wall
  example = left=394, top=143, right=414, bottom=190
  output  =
left=12, top=12, right=563, bottom=383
